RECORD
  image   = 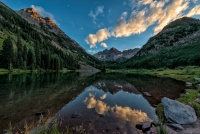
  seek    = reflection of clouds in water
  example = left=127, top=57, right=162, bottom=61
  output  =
left=84, top=94, right=150, bottom=123
left=84, top=94, right=109, bottom=114
left=111, top=105, right=150, bottom=123
left=100, top=94, right=107, bottom=100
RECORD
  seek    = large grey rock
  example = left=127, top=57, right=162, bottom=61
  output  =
left=161, top=97, right=197, bottom=124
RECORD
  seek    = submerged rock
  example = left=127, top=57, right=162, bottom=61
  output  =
left=161, top=97, right=197, bottom=124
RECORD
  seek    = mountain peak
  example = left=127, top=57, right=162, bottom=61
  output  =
left=110, top=47, right=117, bottom=50
left=17, top=8, right=58, bottom=28
left=94, top=48, right=140, bottom=61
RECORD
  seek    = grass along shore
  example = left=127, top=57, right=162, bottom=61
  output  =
left=0, top=68, right=72, bottom=74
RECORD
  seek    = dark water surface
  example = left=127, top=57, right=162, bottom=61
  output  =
left=0, top=72, right=185, bottom=133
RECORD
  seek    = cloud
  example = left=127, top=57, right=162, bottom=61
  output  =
left=85, top=28, right=110, bottom=48
left=88, top=49, right=96, bottom=53
left=133, top=45, right=142, bottom=49
left=89, top=6, right=104, bottom=24
left=31, top=5, right=59, bottom=25
left=100, top=43, right=108, bottom=48
left=186, top=5, right=200, bottom=17
left=85, top=0, right=200, bottom=45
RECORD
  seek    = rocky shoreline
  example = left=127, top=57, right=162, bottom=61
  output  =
left=136, top=78, right=200, bottom=134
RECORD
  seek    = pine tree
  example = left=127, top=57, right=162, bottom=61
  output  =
left=16, top=35, right=23, bottom=67
left=35, top=42, right=41, bottom=68
left=2, top=37, right=14, bottom=70
left=27, top=49, right=36, bottom=70
left=23, top=45, right=27, bottom=62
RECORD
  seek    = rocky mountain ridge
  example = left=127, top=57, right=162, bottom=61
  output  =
left=94, top=47, right=140, bottom=61
left=135, top=17, right=200, bottom=57
left=17, top=8, right=83, bottom=50
left=124, top=17, right=200, bottom=69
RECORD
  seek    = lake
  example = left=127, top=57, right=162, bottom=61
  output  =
left=0, top=72, right=185, bottom=133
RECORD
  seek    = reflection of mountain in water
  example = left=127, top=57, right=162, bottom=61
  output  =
left=93, top=80, right=141, bottom=95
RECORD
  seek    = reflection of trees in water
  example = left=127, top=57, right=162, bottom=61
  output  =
left=90, top=72, right=185, bottom=105
left=0, top=72, right=83, bottom=133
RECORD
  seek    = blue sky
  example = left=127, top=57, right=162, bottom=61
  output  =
left=1, top=0, right=200, bottom=54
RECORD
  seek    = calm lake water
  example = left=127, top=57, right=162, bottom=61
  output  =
left=0, top=72, right=185, bottom=133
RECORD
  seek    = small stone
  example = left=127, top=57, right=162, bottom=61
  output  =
left=198, top=93, right=200, bottom=99
left=186, top=82, right=192, bottom=87
left=196, top=98, right=200, bottom=104
left=196, top=84, right=200, bottom=88
left=194, top=78, right=200, bottom=81
left=143, top=92, right=151, bottom=97
left=142, top=122, right=152, bottom=132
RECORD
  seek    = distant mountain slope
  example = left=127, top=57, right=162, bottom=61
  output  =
left=94, top=47, right=140, bottom=61
left=123, top=17, right=200, bottom=69
left=0, top=2, right=102, bottom=71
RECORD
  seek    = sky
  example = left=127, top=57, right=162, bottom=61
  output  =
left=1, top=0, right=200, bottom=54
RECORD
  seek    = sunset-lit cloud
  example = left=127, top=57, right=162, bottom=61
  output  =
left=186, top=5, right=200, bottom=17
left=85, top=0, right=200, bottom=46
left=100, top=43, right=108, bottom=48
left=85, top=28, right=110, bottom=48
